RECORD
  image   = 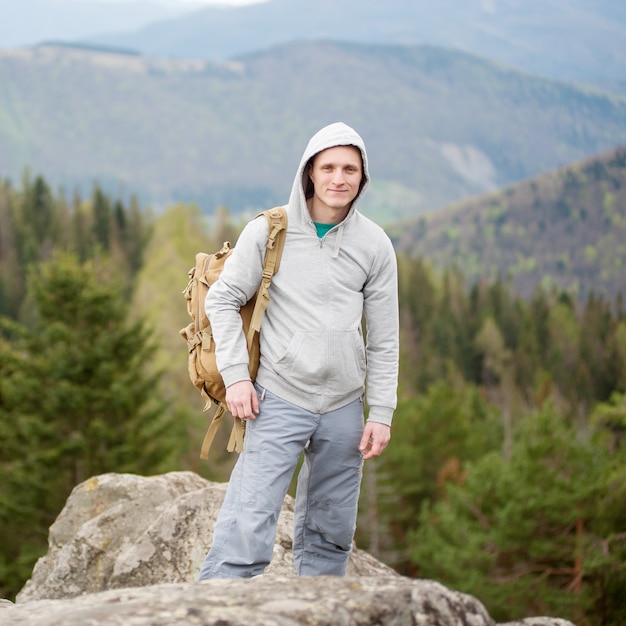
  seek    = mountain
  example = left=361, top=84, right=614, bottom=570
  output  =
left=2, top=41, right=626, bottom=220
left=85, top=0, right=626, bottom=95
left=393, top=145, right=626, bottom=300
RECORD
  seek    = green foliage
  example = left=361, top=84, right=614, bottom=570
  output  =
left=591, top=392, right=626, bottom=453
left=359, top=382, right=502, bottom=571
left=0, top=174, right=151, bottom=321
left=408, top=404, right=623, bottom=625
left=0, top=253, right=182, bottom=599
left=396, top=251, right=626, bottom=417
left=369, top=252, right=626, bottom=624
left=582, top=420, right=626, bottom=626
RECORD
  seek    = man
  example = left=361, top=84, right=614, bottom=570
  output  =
left=198, top=122, right=399, bottom=579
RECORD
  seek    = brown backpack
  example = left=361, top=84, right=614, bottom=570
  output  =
left=180, top=207, right=287, bottom=458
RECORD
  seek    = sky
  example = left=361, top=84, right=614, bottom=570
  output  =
left=77, top=0, right=265, bottom=4
left=166, top=0, right=263, bottom=3
left=0, top=0, right=268, bottom=48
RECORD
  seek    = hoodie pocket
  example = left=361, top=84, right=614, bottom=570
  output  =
left=276, top=329, right=366, bottom=394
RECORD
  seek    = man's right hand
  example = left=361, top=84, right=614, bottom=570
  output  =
left=225, top=380, right=259, bottom=420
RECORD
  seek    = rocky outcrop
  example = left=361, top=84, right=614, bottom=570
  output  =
left=1, top=472, right=575, bottom=626
left=16, top=471, right=395, bottom=603
left=0, top=577, right=576, bottom=626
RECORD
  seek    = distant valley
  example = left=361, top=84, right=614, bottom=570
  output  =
left=1, top=41, right=626, bottom=222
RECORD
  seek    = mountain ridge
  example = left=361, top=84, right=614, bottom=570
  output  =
left=83, top=0, right=626, bottom=95
left=1, top=40, right=626, bottom=221
left=393, top=144, right=626, bottom=300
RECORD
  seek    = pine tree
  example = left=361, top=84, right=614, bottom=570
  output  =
left=362, top=382, right=502, bottom=573
left=408, top=403, right=621, bottom=625
left=91, top=185, right=111, bottom=251
left=0, top=253, right=182, bottom=599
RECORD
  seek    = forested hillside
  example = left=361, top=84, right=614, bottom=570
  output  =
left=2, top=42, right=626, bottom=219
left=1, top=174, right=625, bottom=625
left=395, top=145, right=626, bottom=300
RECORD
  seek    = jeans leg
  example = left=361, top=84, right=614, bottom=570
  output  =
left=293, top=397, right=364, bottom=576
left=198, top=387, right=314, bottom=580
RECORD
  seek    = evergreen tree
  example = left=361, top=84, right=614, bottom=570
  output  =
left=15, top=172, right=58, bottom=265
left=585, top=393, right=626, bottom=626
left=0, top=173, right=153, bottom=324
left=0, top=253, right=182, bottom=599
left=360, top=382, right=502, bottom=573
left=0, top=181, right=21, bottom=318
left=91, top=185, right=111, bottom=251
left=408, top=403, right=622, bottom=625
left=396, top=253, right=439, bottom=391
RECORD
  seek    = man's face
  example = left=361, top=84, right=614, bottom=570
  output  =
left=308, top=145, right=363, bottom=215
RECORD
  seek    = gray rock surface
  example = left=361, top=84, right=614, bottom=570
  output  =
left=1, top=471, right=575, bottom=626
left=16, top=471, right=396, bottom=603
left=1, top=576, right=575, bottom=626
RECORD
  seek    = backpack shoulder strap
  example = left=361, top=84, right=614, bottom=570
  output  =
left=247, top=206, right=288, bottom=343
left=263, top=206, right=288, bottom=274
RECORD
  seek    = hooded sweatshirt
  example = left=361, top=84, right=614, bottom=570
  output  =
left=205, top=122, right=399, bottom=425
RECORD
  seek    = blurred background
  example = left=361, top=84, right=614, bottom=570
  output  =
left=0, top=2, right=625, bottom=623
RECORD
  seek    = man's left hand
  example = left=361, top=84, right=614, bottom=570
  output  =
left=359, top=422, right=391, bottom=460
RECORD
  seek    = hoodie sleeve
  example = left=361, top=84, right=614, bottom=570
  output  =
left=204, top=215, right=268, bottom=387
left=362, top=233, right=399, bottom=426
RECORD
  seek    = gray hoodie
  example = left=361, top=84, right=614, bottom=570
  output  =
left=205, top=122, right=399, bottom=425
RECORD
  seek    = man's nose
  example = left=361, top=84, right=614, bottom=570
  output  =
left=332, top=170, right=346, bottom=184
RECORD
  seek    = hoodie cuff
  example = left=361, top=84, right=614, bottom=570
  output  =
left=366, top=406, right=394, bottom=427
left=220, top=364, right=252, bottom=389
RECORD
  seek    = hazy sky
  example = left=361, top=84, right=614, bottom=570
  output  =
left=76, top=0, right=266, bottom=4
left=175, top=0, right=265, bottom=4
left=0, top=0, right=269, bottom=48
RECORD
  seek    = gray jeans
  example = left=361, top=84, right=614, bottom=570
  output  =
left=197, top=385, right=364, bottom=579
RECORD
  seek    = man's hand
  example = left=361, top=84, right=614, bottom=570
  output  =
left=359, top=421, right=391, bottom=460
left=225, top=380, right=259, bottom=420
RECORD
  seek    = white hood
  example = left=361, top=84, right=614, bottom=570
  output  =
left=287, top=122, right=370, bottom=230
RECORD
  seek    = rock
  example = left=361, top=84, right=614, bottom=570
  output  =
left=4, top=472, right=575, bottom=626
left=502, top=622, right=575, bottom=626
left=0, top=576, right=575, bottom=626
left=16, top=471, right=396, bottom=603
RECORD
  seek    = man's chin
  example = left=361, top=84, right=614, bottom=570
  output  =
left=325, top=196, right=355, bottom=211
